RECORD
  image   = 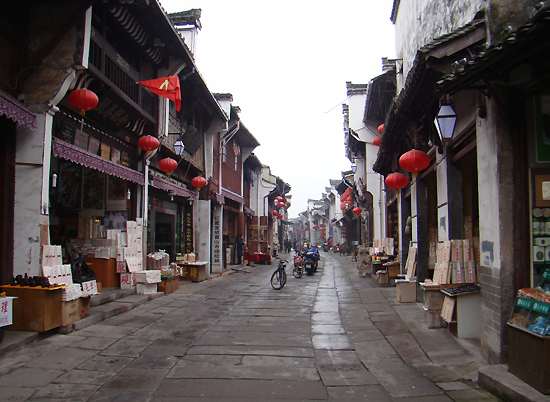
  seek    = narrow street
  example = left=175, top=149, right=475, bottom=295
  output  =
left=0, top=252, right=499, bottom=401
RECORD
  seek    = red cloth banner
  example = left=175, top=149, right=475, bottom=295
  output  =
left=138, top=76, right=181, bottom=111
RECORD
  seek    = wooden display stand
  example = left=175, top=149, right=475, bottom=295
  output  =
left=1, top=286, right=64, bottom=332
left=158, top=276, right=180, bottom=294
left=178, top=262, right=208, bottom=282
left=86, top=257, right=118, bottom=288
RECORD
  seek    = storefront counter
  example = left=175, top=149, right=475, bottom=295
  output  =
left=245, top=252, right=271, bottom=264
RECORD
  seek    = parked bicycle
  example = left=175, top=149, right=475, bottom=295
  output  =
left=270, top=259, right=288, bottom=290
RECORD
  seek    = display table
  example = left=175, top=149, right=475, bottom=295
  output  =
left=441, top=287, right=481, bottom=338
left=86, top=257, right=118, bottom=288
left=177, top=262, right=209, bottom=282
left=1, top=285, right=65, bottom=332
left=245, top=252, right=271, bottom=264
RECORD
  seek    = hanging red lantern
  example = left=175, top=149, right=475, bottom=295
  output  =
left=68, top=88, right=99, bottom=116
left=346, top=196, right=353, bottom=204
left=340, top=202, right=349, bottom=211
left=339, top=187, right=352, bottom=202
left=378, top=124, right=384, bottom=134
left=373, top=137, right=381, bottom=146
left=385, top=172, right=409, bottom=193
left=352, top=207, right=363, bottom=215
left=272, top=210, right=278, bottom=217
left=312, top=225, right=318, bottom=229
left=191, top=176, right=207, bottom=189
left=278, top=214, right=283, bottom=219
left=137, top=135, right=160, bottom=153
left=276, top=196, right=283, bottom=202
left=278, top=202, right=284, bottom=208
left=158, top=157, right=178, bottom=176
left=399, top=149, right=430, bottom=177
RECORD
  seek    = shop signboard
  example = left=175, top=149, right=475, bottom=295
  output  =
left=0, top=297, right=15, bottom=327
left=184, top=209, right=193, bottom=254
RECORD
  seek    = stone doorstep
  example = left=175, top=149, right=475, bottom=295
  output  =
left=478, top=365, right=550, bottom=402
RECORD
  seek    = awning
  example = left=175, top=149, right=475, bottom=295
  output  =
left=0, top=89, right=37, bottom=130
left=221, top=188, right=244, bottom=204
left=52, top=137, right=144, bottom=185
left=150, top=176, right=197, bottom=200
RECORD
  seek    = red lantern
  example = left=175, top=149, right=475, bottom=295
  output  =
left=276, top=196, right=283, bottom=202
left=272, top=210, right=278, bottom=217
left=138, top=135, right=160, bottom=153
left=68, top=88, right=99, bottom=116
left=340, top=187, right=352, bottom=202
left=278, top=202, right=284, bottom=208
left=385, top=172, right=409, bottom=193
left=373, top=137, right=381, bottom=146
left=278, top=214, right=283, bottom=219
left=378, top=124, right=384, bottom=134
left=399, top=149, right=430, bottom=177
left=340, top=202, right=349, bottom=211
left=352, top=207, right=363, bottom=215
left=158, top=157, right=178, bottom=175
left=191, top=176, right=207, bottom=189
left=312, top=225, right=318, bottom=229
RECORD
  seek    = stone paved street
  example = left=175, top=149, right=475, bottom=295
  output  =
left=0, top=252, right=501, bottom=401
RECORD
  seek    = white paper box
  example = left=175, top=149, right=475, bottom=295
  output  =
left=136, top=283, right=157, bottom=294
left=451, top=240, right=463, bottom=262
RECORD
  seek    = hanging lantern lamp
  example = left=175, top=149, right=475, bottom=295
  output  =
left=373, top=137, right=381, bottom=146
left=158, top=157, right=178, bottom=176
left=378, top=124, right=384, bottom=134
left=352, top=207, right=363, bottom=215
left=68, top=88, right=99, bottom=116
left=399, top=149, right=430, bottom=177
left=340, top=187, right=352, bottom=202
left=272, top=210, right=278, bottom=217
left=276, top=196, right=283, bottom=202
left=191, top=176, right=207, bottom=189
left=385, top=172, right=409, bottom=193
left=278, top=202, right=284, bottom=208
left=137, top=135, right=160, bottom=153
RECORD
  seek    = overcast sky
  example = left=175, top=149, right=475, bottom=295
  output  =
left=159, top=0, right=396, bottom=218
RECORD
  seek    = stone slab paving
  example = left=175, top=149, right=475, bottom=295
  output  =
left=0, top=252, right=505, bottom=401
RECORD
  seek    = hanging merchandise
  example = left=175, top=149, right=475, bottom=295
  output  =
left=353, top=207, right=362, bottom=215
left=373, top=137, right=381, bottom=146
left=378, top=124, right=384, bottom=134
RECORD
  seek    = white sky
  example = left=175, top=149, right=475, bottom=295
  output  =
left=159, top=0, right=396, bottom=218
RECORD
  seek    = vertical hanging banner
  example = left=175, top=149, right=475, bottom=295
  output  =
left=185, top=209, right=193, bottom=254
left=137, top=76, right=181, bottom=111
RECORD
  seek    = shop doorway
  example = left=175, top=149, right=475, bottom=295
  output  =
left=155, top=212, right=175, bottom=259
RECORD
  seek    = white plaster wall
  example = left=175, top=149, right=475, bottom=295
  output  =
left=476, top=104, right=500, bottom=269
left=394, top=0, right=485, bottom=90
left=348, top=94, right=368, bottom=138
left=14, top=113, right=49, bottom=276
left=210, top=204, right=223, bottom=274
left=436, top=152, right=450, bottom=242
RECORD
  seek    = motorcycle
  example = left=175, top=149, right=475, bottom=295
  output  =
left=303, top=247, right=320, bottom=275
left=323, top=242, right=330, bottom=252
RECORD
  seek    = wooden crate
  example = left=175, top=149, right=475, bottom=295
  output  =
left=158, top=276, right=180, bottom=294
left=61, top=299, right=80, bottom=326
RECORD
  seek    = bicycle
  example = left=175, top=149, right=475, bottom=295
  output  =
left=270, top=259, right=288, bottom=290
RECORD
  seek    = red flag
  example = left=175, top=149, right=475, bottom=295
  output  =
left=137, top=76, right=181, bottom=111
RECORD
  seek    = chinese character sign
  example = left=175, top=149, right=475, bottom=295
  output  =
left=185, top=210, right=193, bottom=254
left=0, top=297, right=15, bottom=327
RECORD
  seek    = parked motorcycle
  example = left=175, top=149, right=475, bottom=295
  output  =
left=303, top=247, right=320, bottom=275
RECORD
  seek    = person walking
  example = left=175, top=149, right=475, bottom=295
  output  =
left=236, top=235, right=244, bottom=265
